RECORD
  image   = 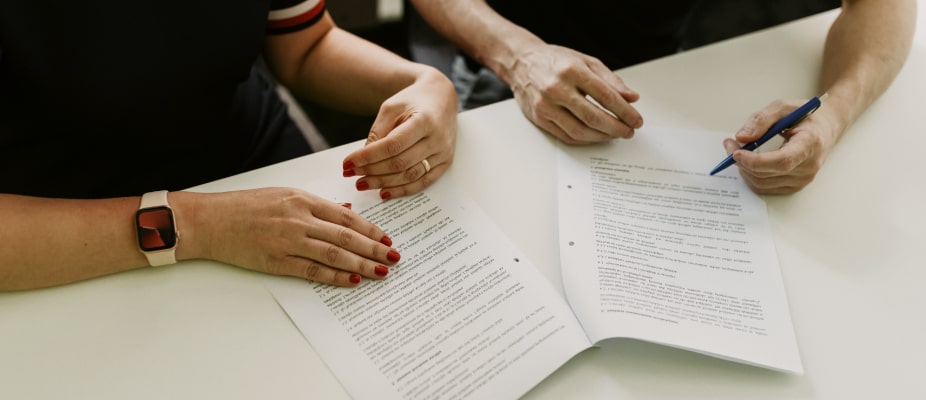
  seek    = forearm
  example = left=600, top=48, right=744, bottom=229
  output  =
left=0, top=195, right=148, bottom=290
left=410, top=0, right=545, bottom=84
left=267, top=15, right=441, bottom=115
left=819, top=0, right=916, bottom=136
left=0, top=192, right=210, bottom=290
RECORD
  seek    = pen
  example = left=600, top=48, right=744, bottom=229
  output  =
left=709, top=93, right=828, bottom=176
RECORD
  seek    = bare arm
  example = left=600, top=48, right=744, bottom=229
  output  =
left=818, top=0, right=916, bottom=134
left=263, top=12, right=458, bottom=198
left=263, top=13, right=445, bottom=115
left=728, top=0, right=916, bottom=194
left=0, top=189, right=402, bottom=291
left=0, top=195, right=147, bottom=289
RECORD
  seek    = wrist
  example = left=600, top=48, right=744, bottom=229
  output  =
left=479, top=32, right=547, bottom=87
left=169, top=191, right=206, bottom=262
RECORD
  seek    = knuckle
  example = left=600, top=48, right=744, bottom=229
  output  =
left=808, top=158, right=824, bottom=172
left=325, top=244, right=341, bottom=265
left=385, top=139, right=404, bottom=157
left=404, top=165, right=422, bottom=181
left=539, top=80, right=562, bottom=98
left=776, top=156, right=797, bottom=172
left=338, top=207, right=356, bottom=225
left=337, top=227, right=353, bottom=247
left=580, top=109, right=601, bottom=128
left=303, top=261, right=322, bottom=280
left=565, top=124, right=585, bottom=140
left=418, top=172, right=435, bottom=189
left=389, top=155, right=410, bottom=171
left=558, top=63, right=581, bottom=79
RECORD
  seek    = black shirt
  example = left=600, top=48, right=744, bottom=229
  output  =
left=487, top=0, right=699, bottom=69
left=0, top=0, right=321, bottom=198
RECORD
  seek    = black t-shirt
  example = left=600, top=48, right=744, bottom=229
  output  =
left=487, top=0, right=699, bottom=70
left=0, top=0, right=324, bottom=198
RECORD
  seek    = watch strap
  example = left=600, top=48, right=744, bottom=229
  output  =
left=139, top=190, right=177, bottom=266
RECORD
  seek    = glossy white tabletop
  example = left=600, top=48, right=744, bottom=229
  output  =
left=2, top=7, right=924, bottom=400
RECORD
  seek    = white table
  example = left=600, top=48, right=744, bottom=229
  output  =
left=2, top=7, right=924, bottom=400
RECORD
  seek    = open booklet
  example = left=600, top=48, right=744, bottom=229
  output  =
left=264, top=126, right=801, bottom=400
left=557, top=126, right=801, bottom=375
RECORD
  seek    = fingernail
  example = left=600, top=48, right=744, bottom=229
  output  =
left=349, top=274, right=361, bottom=284
left=343, top=160, right=355, bottom=170
left=340, top=202, right=352, bottom=209
left=380, top=235, right=392, bottom=246
left=374, top=265, right=389, bottom=277
left=356, top=180, right=369, bottom=191
left=387, top=249, right=401, bottom=263
left=380, top=191, right=392, bottom=200
left=343, top=169, right=356, bottom=178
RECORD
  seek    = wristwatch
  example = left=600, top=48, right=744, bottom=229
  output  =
left=135, top=190, right=179, bottom=266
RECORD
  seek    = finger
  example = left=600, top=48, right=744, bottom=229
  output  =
left=377, top=160, right=451, bottom=199
left=271, top=257, right=363, bottom=287
left=539, top=103, right=615, bottom=144
left=346, top=124, right=428, bottom=178
left=733, top=140, right=811, bottom=178
left=586, top=58, right=640, bottom=103
left=722, top=138, right=741, bottom=155
left=737, top=170, right=811, bottom=195
left=564, top=92, right=636, bottom=140
left=364, top=129, right=380, bottom=146
left=344, top=104, right=423, bottom=171
left=355, top=155, right=441, bottom=195
left=312, top=201, right=395, bottom=246
left=274, top=256, right=395, bottom=287
left=582, top=65, right=643, bottom=129
left=735, top=99, right=803, bottom=143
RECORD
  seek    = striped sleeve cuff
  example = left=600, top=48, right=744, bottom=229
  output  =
left=267, top=0, right=326, bottom=35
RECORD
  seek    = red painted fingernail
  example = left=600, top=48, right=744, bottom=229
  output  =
left=349, top=274, right=361, bottom=284
left=340, top=202, right=352, bottom=209
left=343, top=169, right=356, bottom=177
left=374, top=265, right=389, bottom=277
left=380, top=235, right=392, bottom=246
left=343, top=160, right=355, bottom=170
left=380, top=191, right=392, bottom=200
left=356, top=180, right=369, bottom=191
left=387, top=249, right=401, bottom=263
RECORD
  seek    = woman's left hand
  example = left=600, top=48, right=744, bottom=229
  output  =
left=341, top=68, right=458, bottom=199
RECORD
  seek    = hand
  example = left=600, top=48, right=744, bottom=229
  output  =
left=506, top=45, right=643, bottom=144
left=182, top=188, right=400, bottom=287
left=341, top=68, right=458, bottom=199
left=724, top=99, right=840, bottom=194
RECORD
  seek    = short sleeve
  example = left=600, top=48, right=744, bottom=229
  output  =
left=267, top=0, right=326, bottom=35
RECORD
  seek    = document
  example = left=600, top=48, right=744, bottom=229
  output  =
left=557, top=126, right=802, bottom=373
left=266, top=177, right=592, bottom=400
left=265, top=126, right=801, bottom=400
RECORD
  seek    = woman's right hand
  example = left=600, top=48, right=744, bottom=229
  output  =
left=174, top=188, right=399, bottom=287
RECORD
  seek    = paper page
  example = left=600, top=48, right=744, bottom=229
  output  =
left=266, top=177, right=591, bottom=400
left=557, top=126, right=802, bottom=374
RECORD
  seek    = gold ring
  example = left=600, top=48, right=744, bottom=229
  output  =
left=421, top=159, right=431, bottom=173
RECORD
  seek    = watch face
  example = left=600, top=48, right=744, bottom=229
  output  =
left=136, top=206, right=177, bottom=251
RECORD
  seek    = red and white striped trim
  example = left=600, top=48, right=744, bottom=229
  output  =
left=268, top=0, right=323, bottom=22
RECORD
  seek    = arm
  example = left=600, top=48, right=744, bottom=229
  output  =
left=0, top=190, right=398, bottom=291
left=727, top=0, right=916, bottom=194
left=263, top=12, right=458, bottom=198
left=410, top=0, right=642, bottom=144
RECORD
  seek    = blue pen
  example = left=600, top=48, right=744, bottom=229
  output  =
left=709, top=93, right=828, bottom=176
